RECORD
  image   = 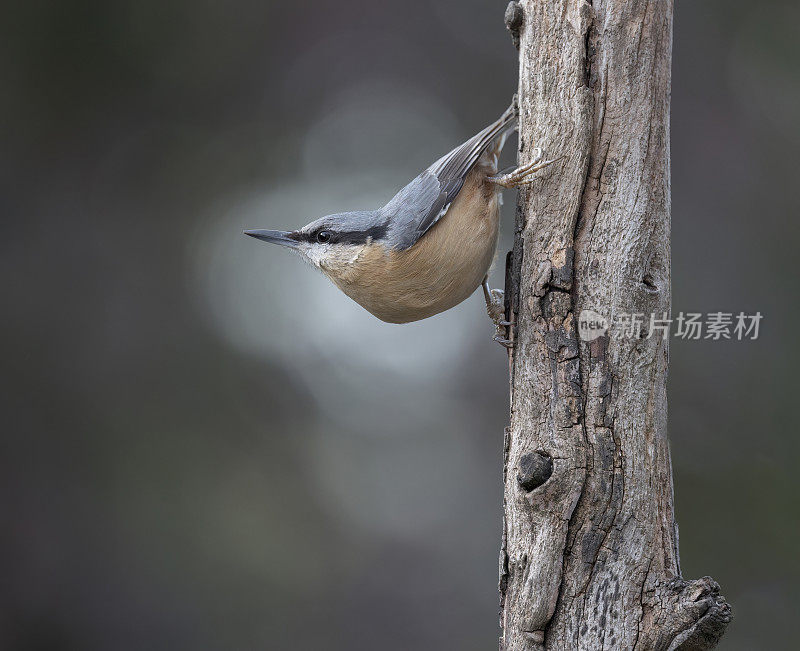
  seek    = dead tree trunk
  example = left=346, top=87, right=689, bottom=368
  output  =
left=499, top=1, right=731, bottom=649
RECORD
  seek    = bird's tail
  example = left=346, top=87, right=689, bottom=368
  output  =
left=479, top=96, right=519, bottom=165
left=477, top=96, right=519, bottom=153
left=430, top=96, right=518, bottom=179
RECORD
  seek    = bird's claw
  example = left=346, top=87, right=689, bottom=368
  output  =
left=482, top=277, right=514, bottom=349
left=486, top=290, right=506, bottom=324
left=493, top=335, right=514, bottom=349
left=488, top=148, right=560, bottom=188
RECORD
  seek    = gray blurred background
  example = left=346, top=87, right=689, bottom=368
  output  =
left=1, top=0, right=797, bottom=649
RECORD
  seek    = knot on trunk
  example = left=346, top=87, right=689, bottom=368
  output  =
left=517, top=451, right=553, bottom=491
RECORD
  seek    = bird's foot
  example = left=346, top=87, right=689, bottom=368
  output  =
left=482, top=277, right=514, bottom=349
left=488, top=148, right=559, bottom=188
left=485, top=287, right=506, bottom=324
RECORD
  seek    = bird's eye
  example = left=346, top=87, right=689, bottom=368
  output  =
left=316, top=230, right=332, bottom=243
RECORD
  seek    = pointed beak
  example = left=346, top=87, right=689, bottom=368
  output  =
left=243, top=229, right=299, bottom=248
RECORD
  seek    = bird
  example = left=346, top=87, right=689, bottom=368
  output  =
left=244, top=98, right=554, bottom=346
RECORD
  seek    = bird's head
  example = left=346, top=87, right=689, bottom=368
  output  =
left=244, top=210, right=389, bottom=280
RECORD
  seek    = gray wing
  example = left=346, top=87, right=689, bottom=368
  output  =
left=380, top=103, right=517, bottom=251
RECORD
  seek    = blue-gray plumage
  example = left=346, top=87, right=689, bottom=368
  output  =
left=381, top=101, right=517, bottom=250
left=244, top=99, right=554, bottom=342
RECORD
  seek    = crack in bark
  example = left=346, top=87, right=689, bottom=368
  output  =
left=632, top=556, right=654, bottom=650
left=544, top=1, right=603, bottom=643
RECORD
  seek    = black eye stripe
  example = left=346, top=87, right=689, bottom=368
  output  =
left=335, top=224, right=388, bottom=244
left=295, top=223, right=388, bottom=245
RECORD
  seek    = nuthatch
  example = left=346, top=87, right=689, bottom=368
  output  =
left=244, top=99, right=554, bottom=345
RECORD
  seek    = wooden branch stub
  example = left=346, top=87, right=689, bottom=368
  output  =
left=504, top=2, right=524, bottom=50
left=647, top=577, right=733, bottom=651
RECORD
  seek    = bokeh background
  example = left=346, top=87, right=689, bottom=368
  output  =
left=2, top=0, right=798, bottom=649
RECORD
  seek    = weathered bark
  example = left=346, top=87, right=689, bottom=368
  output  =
left=499, top=1, right=731, bottom=649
